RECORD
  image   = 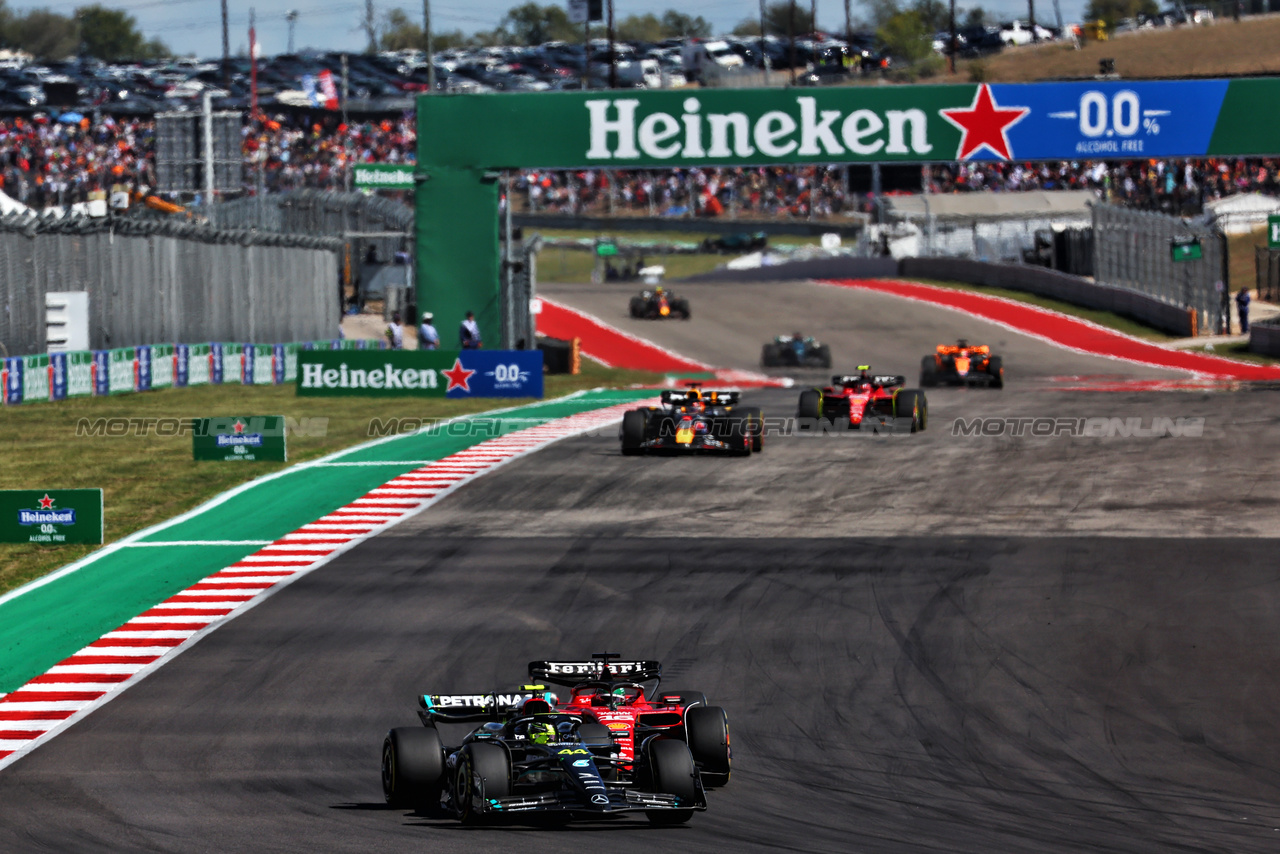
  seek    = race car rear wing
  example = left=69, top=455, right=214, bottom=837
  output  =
left=528, top=659, right=662, bottom=687
left=833, top=374, right=906, bottom=388
left=660, top=390, right=740, bottom=407
left=418, top=688, right=552, bottom=723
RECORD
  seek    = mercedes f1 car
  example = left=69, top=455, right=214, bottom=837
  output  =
left=761, top=334, right=832, bottom=369
left=920, top=340, right=1003, bottom=388
left=621, top=385, right=763, bottom=456
left=380, top=654, right=728, bottom=825
left=796, top=368, right=928, bottom=433
left=628, top=287, right=690, bottom=320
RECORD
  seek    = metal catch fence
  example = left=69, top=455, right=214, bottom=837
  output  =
left=0, top=215, right=341, bottom=357
left=1254, top=246, right=1280, bottom=303
left=1092, top=204, right=1227, bottom=335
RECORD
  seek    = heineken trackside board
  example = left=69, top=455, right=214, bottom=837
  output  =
left=192, top=417, right=287, bottom=462
left=0, top=489, right=103, bottom=545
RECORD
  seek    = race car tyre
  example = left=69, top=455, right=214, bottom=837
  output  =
left=621, top=410, right=647, bottom=456
left=741, top=406, right=764, bottom=453
left=645, top=739, right=698, bottom=825
left=920, top=356, right=937, bottom=387
left=797, top=389, right=822, bottom=422
left=673, top=299, right=691, bottom=320
left=893, top=389, right=928, bottom=433
left=733, top=415, right=753, bottom=456
left=685, top=705, right=731, bottom=788
left=761, top=344, right=780, bottom=367
left=454, top=742, right=510, bottom=825
left=700, top=237, right=716, bottom=254
left=382, top=726, right=445, bottom=810
left=815, top=344, right=832, bottom=369
left=658, top=690, right=708, bottom=709
left=987, top=355, right=1004, bottom=389
left=629, top=296, right=644, bottom=318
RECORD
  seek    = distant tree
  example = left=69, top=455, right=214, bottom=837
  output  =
left=861, top=0, right=902, bottom=28
left=962, top=6, right=988, bottom=28
left=660, top=10, right=711, bottom=38
left=501, top=3, right=576, bottom=45
left=75, top=5, right=166, bottom=61
left=763, top=1, right=815, bottom=36
left=380, top=8, right=422, bottom=51
left=911, top=0, right=949, bottom=31
left=1084, top=0, right=1157, bottom=26
left=617, top=12, right=664, bottom=41
left=878, top=10, right=933, bottom=61
left=8, top=9, right=79, bottom=60
left=732, top=17, right=763, bottom=36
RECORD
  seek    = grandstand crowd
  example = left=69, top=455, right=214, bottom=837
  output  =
left=2, top=111, right=1279, bottom=219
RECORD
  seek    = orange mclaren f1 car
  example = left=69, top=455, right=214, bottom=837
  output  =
left=920, top=340, right=1003, bottom=388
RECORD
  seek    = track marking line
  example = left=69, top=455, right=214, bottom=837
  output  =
left=0, top=396, right=654, bottom=773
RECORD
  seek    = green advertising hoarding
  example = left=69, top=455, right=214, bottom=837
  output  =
left=192, top=417, right=287, bottom=462
left=0, top=488, right=103, bottom=544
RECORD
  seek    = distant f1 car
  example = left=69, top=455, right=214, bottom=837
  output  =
left=621, top=385, right=763, bottom=455
left=629, top=287, right=690, bottom=320
left=380, top=653, right=724, bottom=825
left=761, top=334, right=832, bottom=369
left=700, top=231, right=767, bottom=254
left=920, top=340, right=1003, bottom=388
left=796, top=368, right=928, bottom=433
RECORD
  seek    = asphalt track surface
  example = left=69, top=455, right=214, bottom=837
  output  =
left=3, top=279, right=1280, bottom=853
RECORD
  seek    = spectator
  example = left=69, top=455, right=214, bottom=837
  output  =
left=1237, top=288, right=1252, bottom=334
left=460, top=310, right=482, bottom=349
left=418, top=311, right=439, bottom=350
left=386, top=311, right=404, bottom=349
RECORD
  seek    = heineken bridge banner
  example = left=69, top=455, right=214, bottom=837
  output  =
left=418, top=79, right=1280, bottom=169
left=0, top=488, right=103, bottom=545
left=296, top=350, right=544, bottom=398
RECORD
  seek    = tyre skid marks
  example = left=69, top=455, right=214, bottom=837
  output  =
left=0, top=399, right=655, bottom=772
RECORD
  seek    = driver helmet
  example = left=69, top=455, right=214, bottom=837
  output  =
left=655, top=286, right=665, bottom=295
left=527, top=720, right=556, bottom=745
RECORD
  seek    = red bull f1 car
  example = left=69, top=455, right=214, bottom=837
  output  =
left=797, top=368, right=928, bottom=433
left=380, top=654, right=728, bottom=825
left=629, top=287, right=690, bottom=320
left=920, top=340, right=1003, bottom=388
left=621, top=385, right=763, bottom=455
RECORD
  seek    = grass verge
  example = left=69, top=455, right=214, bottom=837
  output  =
left=1185, top=341, right=1280, bottom=365
left=0, top=360, right=662, bottom=596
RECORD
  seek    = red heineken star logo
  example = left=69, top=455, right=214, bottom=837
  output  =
left=940, top=84, right=1030, bottom=161
left=442, top=358, right=476, bottom=393
left=37, top=494, right=54, bottom=509
left=233, top=420, right=245, bottom=433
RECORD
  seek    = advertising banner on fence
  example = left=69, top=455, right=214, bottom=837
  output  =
left=296, top=350, right=544, bottom=398
left=0, top=488, right=103, bottom=544
left=191, top=416, right=288, bottom=462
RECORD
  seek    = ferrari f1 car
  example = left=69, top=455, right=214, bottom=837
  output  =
left=796, top=368, right=928, bottom=433
left=628, top=287, right=690, bottom=320
left=380, top=654, right=728, bottom=825
left=920, top=340, right=1003, bottom=388
left=761, top=334, right=832, bottom=369
left=620, top=385, right=763, bottom=456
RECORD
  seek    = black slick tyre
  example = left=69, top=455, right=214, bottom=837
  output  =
left=382, top=727, right=445, bottom=810
left=621, top=410, right=647, bottom=456
left=920, top=355, right=937, bottom=387
left=815, top=344, right=832, bottom=368
left=645, top=739, right=697, bottom=825
left=629, top=296, right=644, bottom=318
left=454, top=742, right=510, bottom=825
left=987, top=355, right=1004, bottom=389
left=797, top=389, right=822, bottom=421
left=685, top=705, right=731, bottom=788
left=893, top=389, right=928, bottom=433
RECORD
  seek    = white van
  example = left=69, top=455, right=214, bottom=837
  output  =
left=679, top=40, right=744, bottom=82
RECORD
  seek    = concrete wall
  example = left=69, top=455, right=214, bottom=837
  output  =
left=1249, top=320, right=1280, bottom=357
